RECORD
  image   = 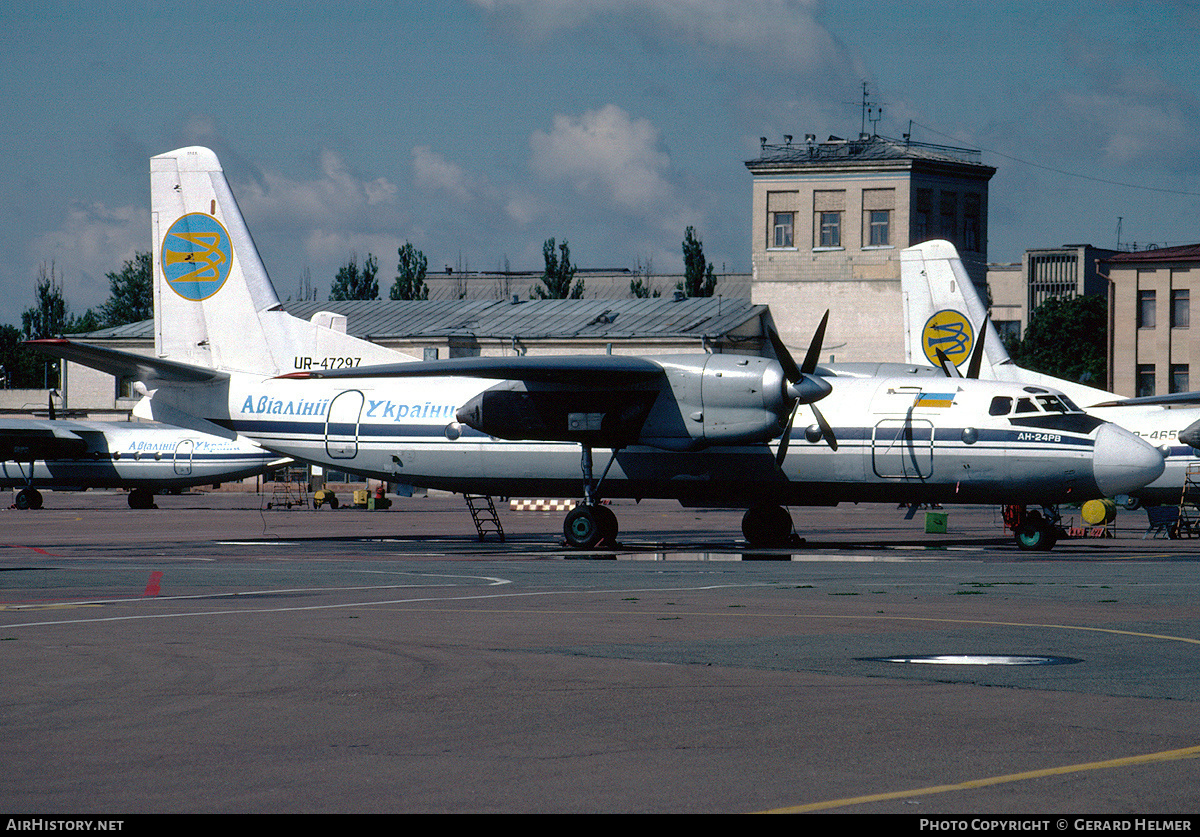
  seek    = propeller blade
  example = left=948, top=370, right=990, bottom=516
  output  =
left=966, top=314, right=989, bottom=380
left=800, top=310, right=829, bottom=376
left=776, top=402, right=799, bottom=466
left=934, top=348, right=962, bottom=378
left=767, top=326, right=801, bottom=384
left=812, top=403, right=838, bottom=451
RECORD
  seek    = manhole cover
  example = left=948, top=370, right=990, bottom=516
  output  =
left=864, top=654, right=1081, bottom=666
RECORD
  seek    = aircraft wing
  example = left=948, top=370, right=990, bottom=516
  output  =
left=278, top=354, right=667, bottom=384
left=25, top=339, right=229, bottom=384
left=1089, top=391, right=1200, bottom=408
left=0, top=418, right=92, bottom=458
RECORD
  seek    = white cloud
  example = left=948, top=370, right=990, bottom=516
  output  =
left=29, top=201, right=147, bottom=312
left=529, top=105, right=681, bottom=224
left=412, top=145, right=476, bottom=205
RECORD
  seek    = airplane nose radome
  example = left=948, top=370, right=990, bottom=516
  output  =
left=1092, top=423, right=1165, bottom=498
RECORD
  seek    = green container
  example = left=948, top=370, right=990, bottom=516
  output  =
left=925, top=511, right=948, bottom=534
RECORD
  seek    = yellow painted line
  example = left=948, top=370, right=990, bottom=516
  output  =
left=758, top=743, right=1200, bottom=813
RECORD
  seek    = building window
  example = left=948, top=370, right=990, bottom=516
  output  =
left=963, top=193, right=982, bottom=252
left=939, top=191, right=957, bottom=240
left=913, top=188, right=932, bottom=243
left=1138, top=290, right=1157, bottom=329
left=766, top=191, right=798, bottom=249
left=813, top=190, right=844, bottom=249
left=1171, top=364, right=1189, bottom=394
left=862, top=188, right=894, bottom=248
left=1137, top=364, right=1156, bottom=397
left=772, top=212, right=794, bottom=248
left=818, top=212, right=842, bottom=248
left=1171, top=289, right=1189, bottom=329
left=867, top=210, right=890, bottom=246
left=116, top=374, right=136, bottom=400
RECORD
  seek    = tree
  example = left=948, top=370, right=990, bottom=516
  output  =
left=0, top=324, right=43, bottom=389
left=22, top=262, right=67, bottom=340
left=99, top=251, right=153, bottom=326
left=629, top=256, right=660, bottom=298
left=679, top=226, right=717, bottom=298
left=329, top=253, right=380, bottom=301
left=390, top=242, right=429, bottom=301
left=1007, top=294, right=1107, bottom=386
left=533, top=238, right=584, bottom=299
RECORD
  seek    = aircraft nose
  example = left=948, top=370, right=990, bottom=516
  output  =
left=1092, top=423, right=1165, bottom=498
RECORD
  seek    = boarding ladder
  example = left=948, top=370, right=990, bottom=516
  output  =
left=1175, top=464, right=1200, bottom=538
left=464, top=494, right=505, bottom=542
left=266, top=465, right=309, bottom=509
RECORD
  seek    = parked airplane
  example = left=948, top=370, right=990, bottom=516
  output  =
left=28, top=147, right=1166, bottom=549
left=902, top=239, right=1200, bottom=507
left=0, top=413, right=288, bottom=509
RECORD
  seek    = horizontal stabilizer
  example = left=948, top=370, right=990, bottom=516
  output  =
left=131, top=398, right=241, bottom=442
left=25, top=340, right=229, bottom=385
left=278, top=354, right=666, bottom=384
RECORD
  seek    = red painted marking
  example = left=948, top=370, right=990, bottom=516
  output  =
left=1, top=545, right=57, bottom=556
left=142, top=571, right=163, bottom=597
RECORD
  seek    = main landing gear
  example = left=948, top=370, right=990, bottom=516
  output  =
left=562, top=446, right=620, bottom=549
left=128, top=488, right=157, bottom=510
left=1003, top=505, right=1062, bottom=551
left=741, top=503, right=795, bottom=547
left=13, top=487, right=42, bottom=510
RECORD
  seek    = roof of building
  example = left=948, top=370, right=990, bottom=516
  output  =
left=70, top=296, right=766, bottom=343
left=1105, top=243, right=1200, bottom=264
left=746, top=134, right=995, bottom=175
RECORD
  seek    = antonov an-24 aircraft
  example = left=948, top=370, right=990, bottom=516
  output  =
left=0, top=411, right=287, bottom=509
left=29, top=147, right=1165, bottom=549
left=901, top=239, right=1200, bottom=509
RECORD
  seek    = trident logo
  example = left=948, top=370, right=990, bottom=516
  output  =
left=162, top=214, right=233, bottom=301
left=921, top=310, right=975, bottom=368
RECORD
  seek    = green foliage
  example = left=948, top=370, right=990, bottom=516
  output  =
left=679, top=226, right=717, bottom=298
left=0, top=324, right=44, bottom=388
left=22, top=263, right=67, bottom=340
left=329, top=254, right=380, bottom=301
left=390, top=242, right=429, bottom=301
left=533, top=238, right=584, bottom=299
left=1008, top=294, right=1107, bottom=386
left=99, top=251, right=153, bottom=326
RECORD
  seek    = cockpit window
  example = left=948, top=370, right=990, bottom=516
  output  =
left=989, top=396, right=1012, bottom=416
left=1015, top=397, right=1038, bottom=413
left=1059, top=395, right=1082, bottom=412
left=1036, top=395, right=1070, bottom=413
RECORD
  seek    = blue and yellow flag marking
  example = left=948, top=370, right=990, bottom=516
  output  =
left=914, top=392, right=956, bottom=409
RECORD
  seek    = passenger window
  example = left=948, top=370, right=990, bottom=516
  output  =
left=1015, top=397, right=1038, bottom=413
left=989, top=396, right=1011, bottom=416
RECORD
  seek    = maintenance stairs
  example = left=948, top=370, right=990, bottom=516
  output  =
left=464, top=494, right=505, bottom=542
left=1175, top=464, right=1200, bottom=538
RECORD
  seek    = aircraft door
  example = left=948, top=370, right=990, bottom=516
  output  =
left=326, top=390, right=364, bottom=459
left=174, top=439, right=194, bottom=475
left=872, top=418, right=934, bottom=479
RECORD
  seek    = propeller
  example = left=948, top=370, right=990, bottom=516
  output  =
left=965, top=314, right=989, bottom=379
left=770, top=311, right=837, bottom=466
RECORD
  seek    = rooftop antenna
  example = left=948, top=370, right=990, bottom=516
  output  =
left=851, top=81, right=885, bottom=137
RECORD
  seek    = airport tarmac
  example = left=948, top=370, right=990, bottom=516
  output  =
left=2, top=491, right=1200, bottom=814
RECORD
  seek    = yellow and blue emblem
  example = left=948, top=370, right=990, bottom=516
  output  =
left=161, top=213, right=233, bottom=301
left=913, top=392, right=956, bottom=409
left=921, top=309, right=974, bottom=368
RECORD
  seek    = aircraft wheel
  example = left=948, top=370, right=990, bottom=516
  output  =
left=1123, top=496, right=1142, bottom=511
left=742, top=504, right=793, bottom=547
left=564, top=506, right=603, bottom=549
left=128, top=488, right=155, bottom=510
left=14, top=489, right=31, bottom=510
left=593, top=504, right=618, bottom=544
left=1014, top=521, right=1057, bottom=551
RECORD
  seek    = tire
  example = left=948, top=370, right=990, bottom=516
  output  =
left=14, top=489, right=30, bottom=510
left=128, top=488, right=155, bottom=510
left=742, top=504, right=793, bottom=547
left=1015, top=521, right=1057, bottom=551
left=593, top=504, right=618, bottom=543
left=563, top=506, right=602, bottom=548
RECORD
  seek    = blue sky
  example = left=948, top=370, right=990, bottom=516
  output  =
left=1, top=0, right=1197, bottom=326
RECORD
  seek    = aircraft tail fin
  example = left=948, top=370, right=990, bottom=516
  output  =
left=901, top=240, right=1010, bottom=377
left=151, top=147, right=402, bottom=375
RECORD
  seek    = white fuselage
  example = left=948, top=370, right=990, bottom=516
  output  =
left=151, top=370, right=1161, bottom=508
left=0, top=422, right=285, bottom=490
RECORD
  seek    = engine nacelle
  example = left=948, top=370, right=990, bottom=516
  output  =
left=455, top=354, right=797, bottom=451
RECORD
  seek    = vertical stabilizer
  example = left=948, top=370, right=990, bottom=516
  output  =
left=901, top=239, right=1009, bottom=376
left=151, top=147, right=402, bottom=375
